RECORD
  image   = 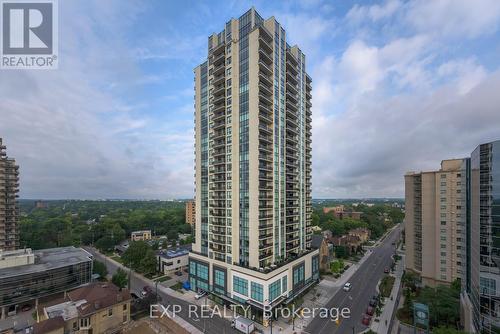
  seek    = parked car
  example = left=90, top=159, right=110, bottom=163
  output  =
left=143, top=285, right=153, bottom=293
left=362, top=314, right=372, bottom=326
left=366, top=306, right=374, bottom=316
left=384, top=267, right=390, bottom=273
left=195, top=290, right=207, bottom=300
left=175, top=271, right=183, bottom=276
left=343, top=282, right=352, bottom=291
left=20, top=305, right=31, bottom=312
left=130, top=293, right=140, bottom=300
left=369, top=297, right=378, bottom=307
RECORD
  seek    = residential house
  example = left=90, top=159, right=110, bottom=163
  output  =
left=348, top=228, right=371, bottom=243
left=36, top=283, right=131, bottom=334
left=311, top=235, right=333, bottom=272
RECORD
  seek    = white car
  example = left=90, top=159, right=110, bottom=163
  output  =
left=343, top=282, right=352, bottom=291
left=195, top=291, right=207, bottom=300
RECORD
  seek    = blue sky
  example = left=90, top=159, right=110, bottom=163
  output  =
left=1, top=0, right=500, bottom=199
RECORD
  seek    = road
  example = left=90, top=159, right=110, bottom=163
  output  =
left=86, top=248, right=238, bottom=334
left=305, top=225, right=402, bottom=334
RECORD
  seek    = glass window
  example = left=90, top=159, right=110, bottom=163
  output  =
left=233, top=276, right=248, bottom=296
left=251, top=282, right=263, bottom=302
left=269, top=279, right=281, bottom=302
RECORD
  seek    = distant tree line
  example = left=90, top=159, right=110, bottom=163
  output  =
left=19, top=200, right=191, bottom=251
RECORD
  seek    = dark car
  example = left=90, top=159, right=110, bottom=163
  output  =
left=384, top=267, right=390, bottom=273
left=21, top=305, right=31, bottom=312
left=175, top=271, right=183, bottom=276
left=366, top=306, right=374, bottom=316
left=362, top=314, right=372, bottom=326
left=369, top=297, right=378, bottom=307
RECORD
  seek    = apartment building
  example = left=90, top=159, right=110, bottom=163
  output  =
left=185, top=200, right=195, bottom=226
left=0, top=139, right=19, bottom=251
left=460, top=140, right=500, bottom=333
left=189, top=8, right=318, bottom=320
left=130, top=230, right=151, bottom=241
left=35, top=282, right=131, bottom=334
left=405, top=159, right=467, bottom=287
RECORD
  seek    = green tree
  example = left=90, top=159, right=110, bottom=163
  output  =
left=111, top=268, right=128, bottom=289
left=121, top=241, right=156, bottom=275
left=335, top=245, right=348, bottom=259
left=93, top=260, right=108, bottom=279
left=433, top=327, right=468, bottom=334
left=139, top=249, right=158, bottom=277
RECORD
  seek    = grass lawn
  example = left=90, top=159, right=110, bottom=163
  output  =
left=110, top=255, right=123, bottom=264
left=154, top=275, right=172, bottom=282
left=379, top=275, right=395, bottom=298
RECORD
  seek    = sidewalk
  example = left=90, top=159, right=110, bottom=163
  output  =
left=262, top=248, right=375, bottom=334
left=369, top=254, right=404, bottom=334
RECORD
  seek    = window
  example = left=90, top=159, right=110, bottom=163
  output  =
left=80, top=318, right=90, bottom=328
left=197, top=263, right=209, bottom=280
left=251, top=282, right=263, bottom=302
left=227, top=78, right=232, bottom=86
left=233, top=276, right=248, bottom=296
left=282, top=275, right=288, bottom=293
left=123, top=304, right=127, bottom=311
left=108, top=308, right=113, bottom=316
left=123, top=314, right=128, bottom=323
left=441, top=221, right=446, bottom=225
left=269, top=279, right=281, bottom=302
left=215, top=269, right=225, bottom=287
left=226, top=68, right=231, bottom=75
left=226, top=56, right=232, bottom=65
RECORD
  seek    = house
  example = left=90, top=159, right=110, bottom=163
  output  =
left=348, top=228, right=371, bottom=243
left=330, top=235, right=363, bottom=255
left=157, top=244, right=191, bottom=274
left=311, top=235, right=333, bottom=272
left=130, top=230, right=151, bottom=241
left=114, top=241, right=129, bottom=255
left=35, top=283, right=131, bottom=334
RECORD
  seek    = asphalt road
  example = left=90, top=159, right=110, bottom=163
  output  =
left=86, top=247, right=239, bottom=334
left=305, top=225, right=402, bottom=334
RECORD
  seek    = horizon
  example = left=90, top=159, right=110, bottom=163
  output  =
left=1, top=0, right=499, bottom=199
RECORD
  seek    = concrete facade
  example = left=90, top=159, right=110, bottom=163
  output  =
left=185, top=201, right=195, bottom=226
left=0, top=139, right=19, bottom=251
left=405, top=159, right=467, bottom=287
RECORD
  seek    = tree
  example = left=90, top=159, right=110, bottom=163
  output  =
left=93, top=260, right=108, bottom=279
left=139, top=249, right=158, bottom=277
left=121, top=241, right=157, bottom=276
left=335, top=245, right=348, bottom=259
left=112, top=268, right=128, bottom=289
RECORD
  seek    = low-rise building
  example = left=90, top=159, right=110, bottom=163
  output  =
left=311, top=235, right=332, bottom=272
left=330, top=235, right=363, bottom=255
left=157, top=245, right=190, bottom=274
left=348, top=228, right=371, bottom=243
left=130, top=230, right=151, bottom=242
left=0, top=247, right=92, bottom=318
left=36, top=283, right=131, bottom=334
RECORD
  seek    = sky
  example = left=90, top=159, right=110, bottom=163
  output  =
left=0, top=0, right=499, bottom=200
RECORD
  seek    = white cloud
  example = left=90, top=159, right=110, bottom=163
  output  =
left=347, top=0, right=402, bottom=23
left=406, top=0, right=500, bottom=38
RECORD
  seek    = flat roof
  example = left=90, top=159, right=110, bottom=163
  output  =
left=0, top=246, right=92, bottom=279
left=158, top=248, right=189, bottom=259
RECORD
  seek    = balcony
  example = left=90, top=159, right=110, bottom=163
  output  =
left=286, top=71, right=298, bottom=85
left=212, top=42, right=225, bottom=56
left=212, top=53, right=225, bottom=67
left=259, top=72, right=273, bottom=88
left=286, top=91, right=298, bottom=104
left=213, top=63, right=225, bottom=77
left=213, top=84, right=225, bottom=97
left=259, top=92, right=273, bottom=106
left=259, top=60, right=273, bottom=76
left=259, top=48, right=273, bottom=65
left=259, top=82, right=273, bottom=97
left=259, top=37, right=273, bottom=54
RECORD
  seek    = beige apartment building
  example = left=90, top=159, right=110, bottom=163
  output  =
left=0, top=139, right=19, bottom=251
left=405, top=159, right=467, bottom=287
left=130, top=230, right=151, bottom=241
left=185, top=200, right=195, bottom=226
left=189, top=8, right=318, bottom=319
